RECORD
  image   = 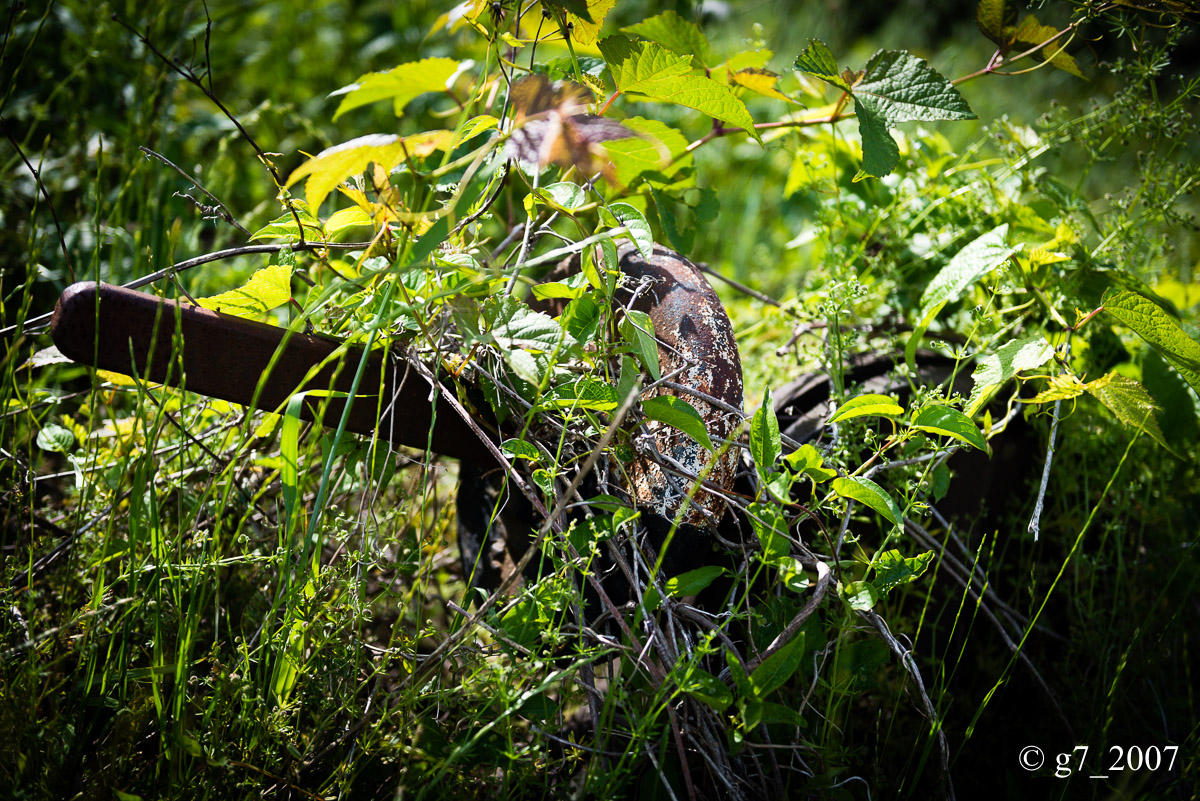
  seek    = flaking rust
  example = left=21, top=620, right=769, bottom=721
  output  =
left=613, top=242, right=744, bottom=529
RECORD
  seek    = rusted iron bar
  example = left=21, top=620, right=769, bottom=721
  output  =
left=50, top=281, right=498, bottom=466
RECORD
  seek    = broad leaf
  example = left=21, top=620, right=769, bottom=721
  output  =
left=784, top=444, right=837, bottom=483
left=1027, top=373, right=1087, bottom=404
left=621, top=308, right=661, bottom=380
left=677, top=667, right=733, bottom=711
left=642, top=394, right=715, bottom=452
left=622, top=11, right=712, bottom=67
left=749, top=631, right=806, bottom=698
left=832, top=476, right=901, bottom=528
left=911, top=405, right=987, bottom=450
left=908, top=225, right=1015, bottom=368
left=748, top=502, right=789, bottom=562
left=967, top=335, right=1055, bottom=415
left=541, top=378, right=620, bottom=412
left=456, top=114, right=500, bottom=145
left=603, top=117, right=690, bottom=187
left=730, top=68, right=792, bottom=102
left=197, top=263, right=293, bottom=319
left=331, top=58, right=459, bottom=120
left=286, top=132, right=454, bottom=213
left=1103, top=288, right=1200, bottom=397
left=599, top=36, right=760, bottom=142
left=843, top=580, right=880, bottom=611
left=853, top=97, right=901, bottom=179
left=750, top=388, right=781, bottom=477
left=828, top=393, right=904, bottom=424
left=36, top=423, right=74, bottom=453
left=794, top=40, right=851, bottom=92
left=1084, top=372, right=1172, bottom=452
left=855, top=50, right=976, bottom=125
left=601, top=202, right=654, bottom=259
left=564, top=0, right=615, bottom=45
left=872, top=549, right=934, bottom=593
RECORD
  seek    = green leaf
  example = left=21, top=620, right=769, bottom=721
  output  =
left=666, top=565, right=726, bottom=598
left=501, top=438, right=541, bottom=462
left=324, top=206, right=373, bottom=237
left=931, top=462, right=950, bottom=501
left=642, top=395, right=714, bottom=452
left=622, top=10, right=711, bottom=67
left=843, top=580, right=880, bottom=610
left=828, top=393, right=904, bottom=424
left=750, top=388, right=781, bottom=477
left=1103, top=288, right=1200, bottom=397
left=976, top=0, right=1019, bottom=48
left=456, top=114, right=500, bottom=145
left=600, top=201, right=654, bottom=259
left=564, top=0, right=616, bottom=45
left=748, top=502, right=790, bottom=562
left=285, top=131, right=454, bottom=213
left=599, top=36, right=760, bottom=142
left=620, top=308, right=661, bottom=380
left=967, top=335, right=1055, bottom=415
left=831, top=476, right=901, bottom=528
left=911, top=405, right=987, bottom=451
left=872, top=549, right=934, bottom=594
left=749, top=631, right=806, bottom=698
left=196, top=263, right=293, bottom=319
left=330, top=58, right=459, bottom=120
left=784, top=444, right=837, bottom=483
left=850, top=49, right=975, bottom=179
left=853, top=97, right=901, bottom=180
left=678, top=667, right=733, bottom=711
left=908, top=224, right=1015, bottom=369
left=531, top=181, right=587, bottom=213
left=1012, top=15, right=1084, bottom=78
left=855, top=50, right=976, bottom=125
left=541, top=378, right=620, bottom=412
left=1084, top=372, right=1173, bottom=452
left=36, top=423, right=74, bottom=453
left=794, top=40, right=850, bottom=92
left=603, top=117, right=690, bottom=187
left=249, top=202, right=323, bottom=242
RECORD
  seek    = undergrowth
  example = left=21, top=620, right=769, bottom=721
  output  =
left=2, top=1, right=1198, bottom=799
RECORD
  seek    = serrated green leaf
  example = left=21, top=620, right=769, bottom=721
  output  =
left=642, top=394, right=714, bottom=451
left=563, top=0, right=614, bottom=44
left=749, top=631, right=806, bottom=698
left=911, top=405, right=987, bottom=450
left=1103, top=288, right=1200, bottom=397
left=872, top=549, right=934, bottom=594
left=330, top=58, right=459, bottom=120
left=603, top=117, right=690, bottom=187
left=623, top=11, right=711, bottom=67
left=855, top=50, right=976, bottom=125
left=677, top=667, right=732, bottom=711
left=621, top=308, right=661, bottom=380
left=967, top=335, right=1055, bottom=415
left=1084, top=372, right=1172, bottom=452
left=828, top=393, right=904, bottom=424
left=196, top=263, right=293, bottom=319
left=36, top=423, right=74, bottom=453
left=601, top=202, right=654, bottom=259
left=599, top=36, right=760, bottom=142
left=976, top=0, right=1019, bottom=48
left=750, top=388, right=780, bottom=477
left=832, top=476, right=901, bottom=528
left=853, top=97, right=901, bottom=180
left=748, top=502, right=790, bottom=562
left=1027, top=372, right=1087, bottom=404
left=285, top=132, right=454, bottom=213
left=794, top=40, right=850, bottom=91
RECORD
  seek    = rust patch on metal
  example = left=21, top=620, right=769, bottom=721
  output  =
left=612, top=243, right=744, bottom=529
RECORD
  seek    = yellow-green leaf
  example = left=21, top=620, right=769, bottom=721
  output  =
left=599, top=36, right=761, bottom=142
left=1104, top=288, right=1200, bottom=397
left=730, top=68, right=793, bottom=102
left=285, top=132, right=454, bottom=213
left=622, top=10, right=711, bottom=67
left=330, top=58, right=459, bottom=120
left=832, top=476, right=901, bottom=528
left=196, top=263, right=293, bottom=319
left=1084, top=372, right=1173, bottom=452
left=828, top=393, right=904, bottom=424
left=1027, top=373, right=1086, bottom=404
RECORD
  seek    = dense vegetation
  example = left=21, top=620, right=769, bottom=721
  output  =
left=2, top=1, right=1198, bottom=799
